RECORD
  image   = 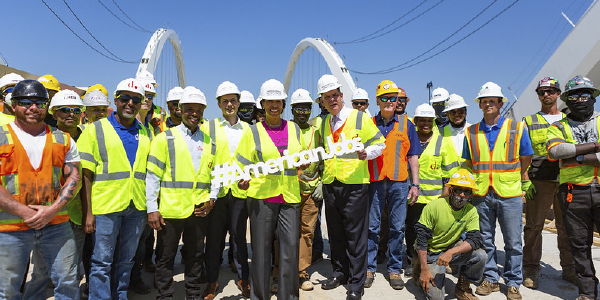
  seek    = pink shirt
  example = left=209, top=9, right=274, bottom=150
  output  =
left=261, top=120, right=288, bottom=203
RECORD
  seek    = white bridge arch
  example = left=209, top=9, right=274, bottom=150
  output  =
left=136, top=28, right=186, bottom=89
left=284, top=38, right=356, bottom=107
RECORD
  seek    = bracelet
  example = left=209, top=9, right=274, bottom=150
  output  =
left=411, top=183, right=420, bottom=189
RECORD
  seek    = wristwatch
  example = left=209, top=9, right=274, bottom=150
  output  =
left=411, top=183, right=420, bottom=189
left=576, top=154, right=584, bottom=164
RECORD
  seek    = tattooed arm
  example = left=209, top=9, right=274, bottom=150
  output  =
left=24, top=162, right=82, bottom=229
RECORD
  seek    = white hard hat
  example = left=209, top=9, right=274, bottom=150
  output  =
left=443, top=94, right=469, bottom=112
left=216, top=81, right=241, bottom=99
left=475, top=82, right=507, bottom=103
left=240, top=90, right=255, bottom=104
left=4, top=93, right=12, bottom=105
left=137, top=69, right=158, bottom=87
left=259, top=79, right=287, bottom=100
left=83, top=90, right=110, bottom=107
left=179, top=86, right=207, bottom=106
left=317, top=74, right=342, bottom=95
left=413, top=103, right=436, bottom=118
left=0, top=73, right=24, bottom=91
left=141, top=80, right=157, bottom=95
left=352, top=88, right=369, bottom=101
left=290, top=88, right=313, bottom=105
left=256, top=97, right=263, bottom=109
left=166, top=87, right=185, bottom=102
left=114, top=78, right=145, bottom=99
left=49, top=89, right=83, bottom=114
left=430, top=87, right=449, bottom=103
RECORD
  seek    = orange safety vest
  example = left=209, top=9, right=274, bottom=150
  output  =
left=369, top=114, right=411, bottom=182
left=0, top=124, right=71, bottom=232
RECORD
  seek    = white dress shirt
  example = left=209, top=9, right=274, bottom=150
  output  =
left=218, top=117, right=246, bottom=157
left=330, top=106, right=385, bottom=160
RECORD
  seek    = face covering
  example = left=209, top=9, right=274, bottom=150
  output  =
left=433, top=103, right=449, bottom=125
left=566, top=98, right=596, bottom=121
left=449, top=192, right=470, bottom=210
left=238, top=110, right=254, bottom=123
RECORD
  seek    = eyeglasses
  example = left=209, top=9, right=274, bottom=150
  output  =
left=397, top=97, right=408, bottom=103
left=238, top=107, right=254, bottom=113
left=566, top=93, right=593, bottom=102
left=145, top=95, right=155, bottom=101
left=56, top=107, right=83, bottom=114
left=293, top=107, right=311, bottom=114
left=116, top=94, right=143, bottom=104
left=1, top=87, right=13, bottom=95
left=452, top=187, right=472, bottom=196
left=536, top=89, right=559, bottom=96
left=16, top=99, right=48, bottom=109
left=379, top=96, right=397, bottom=102
left=168, top=100, right=179, bottom=106
left=352, top=101, right=368, bottom=106
left=448, top=108, right=466, bottom=115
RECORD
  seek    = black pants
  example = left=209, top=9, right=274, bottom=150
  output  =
left=205, top=191, right=250, bottom=283
left=323, top=180, right=369, bottom=293
left=558, top=183, right=600, bottom=299
left=405, top=202, right=427, bottom=262
left=155, top=214, right=207, bottom=299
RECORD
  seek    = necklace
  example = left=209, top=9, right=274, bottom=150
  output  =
left=265, top=119, right=282, bottom=130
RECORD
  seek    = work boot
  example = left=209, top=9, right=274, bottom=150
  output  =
left=236, top=280, right=250, bottom=298
left=364, top=271, right=375, bottom=288
left=506, top=286, right=522, bottom=300
left=475, top=280, right=499, bottom=296
left=202, top=282, right=219, bottom=300
left=455, top=275, right=479, bottom=300
left=523, top=270, right=539, bottom=289
left=388, top=272, right=405, bottom=290
left=562, top=268, right=579, bottom=285
left=404, top=264, right=413, bottom=278
left=575, top=296, right=594, bottom=300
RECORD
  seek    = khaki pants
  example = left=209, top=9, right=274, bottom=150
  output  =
left=523, top=180, right=574, bottom=272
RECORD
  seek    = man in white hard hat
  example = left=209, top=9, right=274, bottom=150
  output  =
left=236, top=90, right=255, bottom=125
left=82, top=90, right=110, bottom=125
left=351, top=88, right=370, bottom=113
left=254, top=97, right=266, bottom=123
left=78, top=78, right=152, bottom=299
left=163, top=86, right=185, bottom=129
left=430, top=87, right=450, bottom=130
left=147, top=86, right=216, bottom=300
left=463, top=82, right=533, bottom=300
left=522, top=77, right=575, bottom=289
left=0, top=73, right=24, bottom=125
left=317, top=74, right=386, bottom=300
left=202, top=81, right=251, bottom=299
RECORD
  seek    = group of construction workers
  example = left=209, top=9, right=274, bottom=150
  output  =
left=0, top=70, right=599, bottom=300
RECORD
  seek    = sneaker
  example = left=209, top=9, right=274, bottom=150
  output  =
left=388, top=272, right=405, bottom=290
left=270, top=278, right=278, bottom=294
left=506, top=286, right=522, bottom=300
left=129, top=279, right=151, bottom=295
left=404, top=264, right=413, bottom=278
left=475, top=280, right=499, bottom=296
left=523, top=270, right=539, bottom=289
left=364, top=271, right=375, bottom=288
left=300, top=278, right=314, bottom=291
left=455, top=275, right=479, bottom=300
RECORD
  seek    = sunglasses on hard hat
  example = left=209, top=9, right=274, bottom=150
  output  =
left=566, top=93, right=593, bottom=102
left=536, top=89, right=559, bottom=96
left=1, top=87, right=14, bottom=95
left=379, top=96, right=398, bottom=102
left=56, top=107, right=83, bottom=114
left=452, top=187, right=472, bottom=196
left=292, top=107, right=311, bottom=114
left=16, top=99, right=48, bottom=109
left=116, top=94, right=143, bottom=104
left=352, top=101, right=368, bottom=106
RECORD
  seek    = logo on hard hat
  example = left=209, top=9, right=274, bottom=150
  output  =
left=383, top=84, right=390, bottom=90
left=266, top=90, right=283, bottom=97
left=128, top=81, right=138, bottom=89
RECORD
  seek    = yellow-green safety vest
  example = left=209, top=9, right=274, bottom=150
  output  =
left=523, top=112, right=566, bottom=157
left=298, top=122, right=321, bottom=195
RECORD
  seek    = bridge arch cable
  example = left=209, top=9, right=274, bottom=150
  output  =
left=41, top=0, right=136, bottom=64
left=96, top=0, right=151, bottom=33
left=350, top=0, right=520, bottom=75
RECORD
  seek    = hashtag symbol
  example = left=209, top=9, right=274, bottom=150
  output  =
left=211, top=162, right=235, bottom=187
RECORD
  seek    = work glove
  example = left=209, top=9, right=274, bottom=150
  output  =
left=312, top=182, right=324, bottom=202
left=522, top=180, right=536, bottom=200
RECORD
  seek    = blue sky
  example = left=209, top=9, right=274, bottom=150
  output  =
left=1, top=0, right=594, bottom=122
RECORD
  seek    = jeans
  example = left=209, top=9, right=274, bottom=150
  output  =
left=89, top=201, right=146, bottom=300
left=367, top=178, right=409, bottom=273
left=472, top=190, right=523, bottom=287
left=0, top=222, right=79, bottom=300
left=423, top=247, right=487, bottom=300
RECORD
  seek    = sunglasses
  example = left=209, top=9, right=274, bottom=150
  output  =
left=1, top=87, right=13, bottom=94
left=537, top=89, right=559, bottom=96
left=293, top=107, right=311, bottom=114
left=56, top=107, right=83, bottom=114
left=238, top=107, right=254, bottom=113
left=397, top=97, right=408, bottom=103
left=448, top=108, right=466, bottom=115
left=452, top=187, right=472, bottom=196
left=145, top=94, right=155, bottom=101
left=566, top=93, right=592, bottom=102
left=17, top=99, right=48, bottom=109
left=352, top=101, right=368, bottom=106
left=168, top=100, right=180, bottom=106
left=379, top=96, right=397, bottom=102
left=116, top=94, right=143, bottom=104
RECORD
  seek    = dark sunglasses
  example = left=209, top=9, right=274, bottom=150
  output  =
left=56, top=107, right=83, bottom=114
left=397, top=97, right=408, bottom=103
left=116, top=94, right=143, bottom=104
left=168, top=100, right=180, bottom=106
left=352, top=101, right=368, bottom=106
left=238, top=107, right=254, bottom=113
left=1, top=87, right=14, bottom=94
left=145, top=94, right=155, bottom=101
left=448, top=108, right=466, bottom=115
left=379, top=96, right=398, bottom=102
left=452, top=187, right=473, bottom=196
left=17, top=99, right=48, bottom=109
left=293, top=107, right=311, bottom=114
left=566, top=93, right=592, bottom=102
left=536, top=89, right=559, bottom=96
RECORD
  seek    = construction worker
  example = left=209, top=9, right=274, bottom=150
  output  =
left=415, top=169, right=486, bottom=300
left=163, top=86, right=185, bottom=129
left=395, top=87, right=410, bottom=115
left=522, top=77, right=575, bottom=289
left=317, top=74, right=385, bottom=300
left=254, top=96, right=266, bottom=123
left=463, top=82, right=533, bottom=300
left=235, top=79, right=306, bottom=300
left=202, top=81, right=252, bottom=299
left=351, top=88, right=370, bottom=113
left=146, top=86, right=215, bottom=300
left=430, top=87, right=450, bottom=130
left=82, top=89, right=110, bottom=124
left=0, top=73, right=24, bottom=125
left=311, top=96, right=327, bottom=265
left=137, top=80, right=159, bottom=133
left=78, top=78, right=152, bottom=299
left=365, top=80, right=421, bottom=291
left=236, top=90, right=255, bottom=124
left=0, top=80, right=81, bottom=299
left=441, top=94, right=471, bottom=162
left=546, top=75, right=600, bottom=300
left=38, top=74, right=61, bottom=127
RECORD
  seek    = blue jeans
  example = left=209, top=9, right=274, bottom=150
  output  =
left=423, top=247, right=487, bottom=300
left=472, top=190, right=523, bottom=287
left=0, top=222, right=79, bottom=300
left=367, top=179, right=409, bottom=273
left=89, top=201, right=146, bottom=300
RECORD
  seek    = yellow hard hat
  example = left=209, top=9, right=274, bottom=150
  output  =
left=376, top=80, right=399, bottom=97
left=86, top=84, right=109, bottom=97
left=38, top=74, right=61, bottom=92
left=445, top=169, right=477, bottom=190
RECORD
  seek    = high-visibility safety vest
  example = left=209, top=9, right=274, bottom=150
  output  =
left=200, top=118, right=250, bottom=199
left=67, top=126, right=85, bottom=226
left=298, top=122, right=321, bottom=195
left=0, top=124, right=70, bottom=231
left=78, top=118, right=151, bottom=215
left=546, top=116, right=600, bottom=185
left=235, top=121, right=305, bottom=203
left=523, top=112, right=566, bottom=157
left=369, top=114, right=410, bottom=182
left=320, top=110, right=385, bottom=184
left=0, top=112, right=15, bottom=126
left=147, top=127, right=214, bottom=219
left=465, top=119, right=525, bottom=197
